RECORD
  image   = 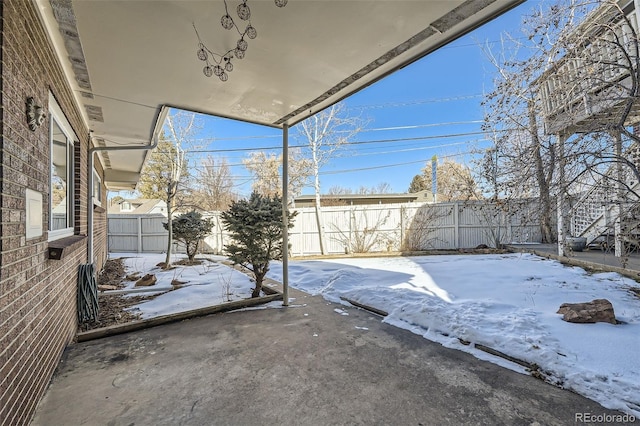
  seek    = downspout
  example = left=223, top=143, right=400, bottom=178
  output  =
left=86, top=106, right=168, bottom=264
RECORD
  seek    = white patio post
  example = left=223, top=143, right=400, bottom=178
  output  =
left=282, top=123, right=289, bottom=306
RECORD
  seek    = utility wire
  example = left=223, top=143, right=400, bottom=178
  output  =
left=174, top=119, right=485, bottom=144
left=160, top=130, right=496, bottom=154
left=195, top=140, right=487, bottom=169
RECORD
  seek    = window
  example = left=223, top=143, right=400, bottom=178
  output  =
left=93, top=168, right=102, bottom=206
left=121, top=201, right=132, bottom=211
left=49, top=95, right=75, bottom=240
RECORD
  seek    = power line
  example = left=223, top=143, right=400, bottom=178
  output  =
left=318, top=150, right=478, bottom=175
left=361, top=120, right=484, bottom=133
left=346, top=140, right=490, bottom=158
left=192, top=139, right=486, bottom=169
left=163, top=130, right=494, bottom=154
left=347, top=95, right=484, bottom=111
left=191, top=146, right=482, bottom=178
left=182, top=119, right=485, bottom=143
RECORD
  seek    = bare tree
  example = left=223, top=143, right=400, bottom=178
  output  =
left=357, top=182, right=394, bottom=194
left=160, top=111, right=201, bottom=268
left=421, top=159, right=480, bottom=201
left=329, top=208, right=393, bottom=254
left=478, top=7, right=573, bottom=244
left=401, top=204, right=452, bottom=251
left=297, top=103, right=367, bottom=254
left=192, top=155, right=237, bottom=211
left=320, top=185, right=351, bottom=206
left=244, top=151, right=280, bottom=198
left=408, top=174, right=428, bottom=193
left=243, top=149, right=311, bottom=198
left=480, top=0, right=640, bottom=258
left=327, top=185, right=351, bottom=195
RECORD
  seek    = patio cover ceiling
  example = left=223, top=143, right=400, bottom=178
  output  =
left=36, top=0, right=523, bottom=190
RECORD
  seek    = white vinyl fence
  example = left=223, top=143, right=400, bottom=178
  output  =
left=108, top=200, right=547, bottom=256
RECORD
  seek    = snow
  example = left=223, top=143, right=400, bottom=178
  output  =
left=108, top=251, right=640, bottom=416
left=109, top=253, right=257, bottom=318
left=267, top=253, right=640, bottom=417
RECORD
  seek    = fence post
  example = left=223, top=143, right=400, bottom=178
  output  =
left=508, top=208, right=513, bottom=244
left=137, top=216, right=142, bottom=253
left=298, top=210, right=304, bottom=256
left=400, top=205, right=404, bottom=248
left=216, top=213, right=223, bottom=254
left=453, top=202, right=460, bottom=249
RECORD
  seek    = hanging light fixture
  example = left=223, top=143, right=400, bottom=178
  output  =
left=237, top=1, right=251, bottom=20
left=194, top=0, right=288, bottom=82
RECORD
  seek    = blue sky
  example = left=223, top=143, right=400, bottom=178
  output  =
left=180, top=1, right=534, bottom=198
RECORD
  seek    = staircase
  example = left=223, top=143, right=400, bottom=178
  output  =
left=537, top=1, right=640, bottom=248
left=571, top=177, right=640, bottom=248
left=571, top=184, right=615, bottom=245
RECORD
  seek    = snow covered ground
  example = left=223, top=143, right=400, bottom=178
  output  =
left=268, top=253, right=640, bottom=417
left=111, top=253, right=257, bottom=318
left=109, top=252, right=639, bottom=417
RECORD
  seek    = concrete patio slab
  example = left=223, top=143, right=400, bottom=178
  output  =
left=32, top=287, right=627, bottom=425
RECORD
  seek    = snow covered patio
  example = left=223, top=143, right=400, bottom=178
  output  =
left=32, top=252, right=639, bottom=424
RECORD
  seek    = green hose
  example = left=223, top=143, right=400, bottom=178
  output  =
left=77, top=263, right=99, bottom=323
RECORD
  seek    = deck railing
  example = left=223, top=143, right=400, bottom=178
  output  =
left=537, top=3, right=640, bottom=134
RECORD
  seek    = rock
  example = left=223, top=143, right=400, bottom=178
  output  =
left=557, top=299, right=616, bottom=324
left=135, top=274, right=157, bottom=287
left=125, top=273, right=140, bottom=281
left=171, top=279, right=188, bottom=287
left=97, top=285, right=118, bottom=291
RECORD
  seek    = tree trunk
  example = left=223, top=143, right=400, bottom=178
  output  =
left=314, top=196, right=327, bottom=255
left=186, top=242, right=196, bottom=262
left=529, top=100, right=555, bottom=243
left=164, top=182, right=176, bottom=268
left=252, top=269, right=266, bottom=298
left=312, top=139, right=327, bottom=255
left=556, top=133, right=569, bottom=256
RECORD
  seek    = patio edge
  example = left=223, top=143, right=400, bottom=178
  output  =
left=77, top=287, right=283, bottom=343
left=340, top=297, right=539, bottom=372
left=509, top=245, right=640, bottom=282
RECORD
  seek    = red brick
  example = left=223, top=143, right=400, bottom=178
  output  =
left=1, top=0, right=107, bottom=424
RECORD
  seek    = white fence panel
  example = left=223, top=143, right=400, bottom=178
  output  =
left=108, top=215, right=168, bottom=253
left=202, top=212, right=228, bottom=254
left=108, top=200, right=546, bottom=255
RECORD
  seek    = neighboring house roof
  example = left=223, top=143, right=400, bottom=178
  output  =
left=293, top=190, right=437, bottom=207
left=108, top=198, right=167, bottom=215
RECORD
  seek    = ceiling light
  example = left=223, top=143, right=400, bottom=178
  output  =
left=194, top=0, right=288, bottom=82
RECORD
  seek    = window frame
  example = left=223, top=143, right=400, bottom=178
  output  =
left=93, top=168, right=103, bottom=207
left=48, top=94, right=76, bottom=241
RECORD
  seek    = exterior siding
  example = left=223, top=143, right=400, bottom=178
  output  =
left=0, top=0, right=102, bottom=424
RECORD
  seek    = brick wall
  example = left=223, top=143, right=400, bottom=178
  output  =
left=0, top=0, right=103, bottom=424
left=93, top=155, right=108, bottom=269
